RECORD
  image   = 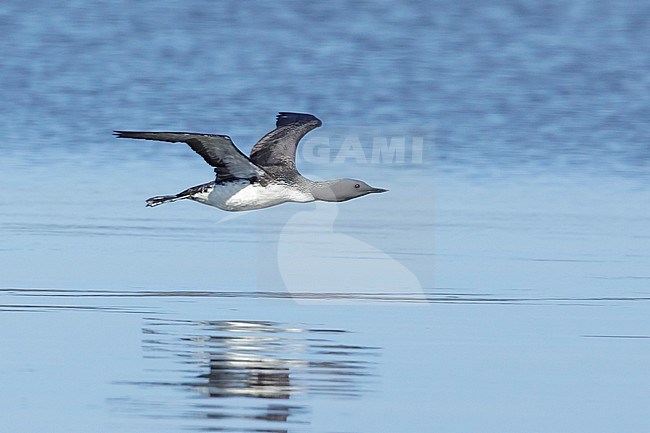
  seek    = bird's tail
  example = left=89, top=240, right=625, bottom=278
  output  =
left=146, top=183, right=211, bottom=207
left=146, top=193, right=187, bottom=207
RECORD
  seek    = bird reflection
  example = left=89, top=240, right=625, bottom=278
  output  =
left=202, top=358, right=291, bottom=399
left=140, top=319, right=378, bottom=432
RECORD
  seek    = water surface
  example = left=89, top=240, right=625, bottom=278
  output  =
left=2, top=1, right=650, bottom=432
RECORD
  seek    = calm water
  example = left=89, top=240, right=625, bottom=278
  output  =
left=2, top=1, right=650, bottom=432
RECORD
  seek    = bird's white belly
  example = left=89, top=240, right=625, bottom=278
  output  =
left=199, top=181, right=314, bottom=211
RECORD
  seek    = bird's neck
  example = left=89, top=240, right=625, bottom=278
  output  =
left=308, top=179, right=343, bottom=202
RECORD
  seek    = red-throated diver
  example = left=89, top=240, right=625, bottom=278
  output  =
left=114, top=112, right=387, bottom=211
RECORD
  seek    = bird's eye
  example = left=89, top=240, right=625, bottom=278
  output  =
left=354, top=184, right=360, bottom=188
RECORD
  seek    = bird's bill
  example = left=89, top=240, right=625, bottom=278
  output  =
left=368, top=187, right=388, bottom=194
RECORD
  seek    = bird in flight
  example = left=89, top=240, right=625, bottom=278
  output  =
left=114, top=112, right=387, bottom=211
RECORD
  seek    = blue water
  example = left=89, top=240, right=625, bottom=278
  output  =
left=1, top=1, right=650, bottom=432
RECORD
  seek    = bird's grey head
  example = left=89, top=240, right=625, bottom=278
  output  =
left=311, top=179, right=388, bottom=202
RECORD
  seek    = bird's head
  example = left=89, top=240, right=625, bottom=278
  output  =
left=312, top=179, right=388, bottom=202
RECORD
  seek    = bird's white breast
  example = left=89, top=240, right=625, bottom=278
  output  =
left=199, top=180, right=314, bottom=211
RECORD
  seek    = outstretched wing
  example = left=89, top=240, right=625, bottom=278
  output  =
left=249, top=112, right=322, bottom=171
left=114, top=131, right=265, bottom=180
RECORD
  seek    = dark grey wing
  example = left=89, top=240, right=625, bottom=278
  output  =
left=114, top=131, right=265, bottom=180
left=249, top=112, right=322, bottom=171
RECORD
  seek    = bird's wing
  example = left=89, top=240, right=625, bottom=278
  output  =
left=249, top=112, right=322, bottom=171
left=114, top=131, right=265, bottom=180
